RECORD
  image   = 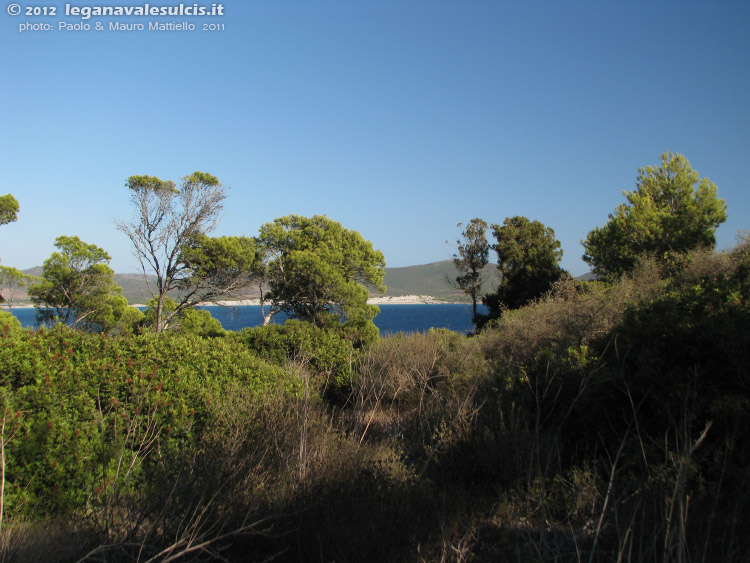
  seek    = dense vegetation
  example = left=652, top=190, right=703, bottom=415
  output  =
left=0, top=236, right=748, bottom=561
left=455, top=152, right=727, bottom=328
left=1, top=154, right=747, bottom=561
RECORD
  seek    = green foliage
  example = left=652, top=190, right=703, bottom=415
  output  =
left=27, top=236, right=139, bottom=334
left=0, top=309, right=22, bottom=335
left=178, top=307, right=226, bottom=338
left=452, top=218, right=490, bottom=320
left=180, top=234, right=262, bottom=297
left=583, top=151, right=728, bottom=279
left=143, top=297, right=225, bottom=338
left=0, top=325, right=290, bottom=522
left=92, top=294, right=144, bottom=336
left=258, top=215, right=386, bottom=337
left=239, top=320, right=355, bottom=393
left=126, top=174, right=177, bottom=194
left=340, top=315, right=380, bottom=348
left=6, top=234, right=750, bottom=560
left=0, top=194, right=19, bottom=226
left=481, top=216, right=566, bottom=323
left=142, top=295, right=177, bottom=329
left=0, top=265, right=36, bottom=306
left=589, top=240, right=750, bottom=438
left=118, top=171, right=251, bottom=332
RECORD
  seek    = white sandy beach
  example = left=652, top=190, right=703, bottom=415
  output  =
left=207, top=295, right=450, bottom=307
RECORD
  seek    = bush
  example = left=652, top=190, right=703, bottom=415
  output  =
left=175, top=306, right=226, bottom=337
left=0, top=325, right=291, bottom=525
left=237, top=320, right=356, bottom=397
left=0, top=310, right=21, bottom=336
left=351, top=329, right=495, bottom=484
left=584, top=238, right=750, bottom=453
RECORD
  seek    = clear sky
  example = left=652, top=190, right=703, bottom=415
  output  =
left=1, top=1, right=748, bottom=277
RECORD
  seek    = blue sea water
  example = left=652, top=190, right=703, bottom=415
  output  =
left=7, top=304, right=486, bottom=335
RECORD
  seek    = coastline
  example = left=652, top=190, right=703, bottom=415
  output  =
left=3, top=295, right=455, bottom=310
left=201, top=295, right=453, bottom=307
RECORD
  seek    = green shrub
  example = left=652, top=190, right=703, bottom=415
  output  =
left=176, top=307, right=226, bottom=338
left=238, top=320, right=355, bottom=396
left=0, top=325, right=290, bottom=523
left=142, top=297, right=225, bottom=337
left=585, top=238, right=750, bottom=449
left=0, top=309, right=22, bottom=336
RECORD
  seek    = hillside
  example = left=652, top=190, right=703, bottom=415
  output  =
left=9, top=262, right=484, bottom=305
left=376, top=260, right=498, bottom=301
left=10, top=262, right=597, bottom=306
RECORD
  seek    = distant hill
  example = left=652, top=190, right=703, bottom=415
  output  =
left=14, top=262, right=481, bottom=305
left=115, top=262, right=486, bottom=304
left=376, top=260, right=498, bottom=301
left=12, top=262, right=592, bottom=306
left=119, top=261, right=498, bottom=303
left=576, top=271, right=598, bottom=282
left=111, top=273, right=171, bottom=305
left=378, top=261, right=595, bottom=298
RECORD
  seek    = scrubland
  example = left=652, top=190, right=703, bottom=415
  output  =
left=0, top=240, right=749, bottom=562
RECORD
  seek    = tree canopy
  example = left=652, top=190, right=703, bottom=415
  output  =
left=0, top=266, right=35, bottom=308
left=482, top=216, right=566, bottom=320
left=257, top=215, right=385, bottom=339
left=0, top=194, right=19, bottom=227
left=27, top=235, right=141, bottom=333
left=118, top=172, right=259, bottom=332
left=179, top=234, right=262, bottom=303
left=451, top=218, right=489, bottom=320
left=0, top=193, right=27, bottom=305
left=583, top=151, right=727, bottom=279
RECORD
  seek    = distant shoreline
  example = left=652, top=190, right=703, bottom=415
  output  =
left=163, top=295, right=455, bottom=307
left=201, top=295, right=450, bottom=307
left=4, top=295, right=457, bottom=310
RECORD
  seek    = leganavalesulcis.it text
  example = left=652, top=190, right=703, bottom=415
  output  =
left=65, top=3, right=224, bottom=20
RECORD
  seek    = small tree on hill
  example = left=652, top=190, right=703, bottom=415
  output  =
left=0, top=267, right=35, bottom=309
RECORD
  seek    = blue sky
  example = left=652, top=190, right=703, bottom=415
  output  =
left=1, top=1, right=748, bottom=277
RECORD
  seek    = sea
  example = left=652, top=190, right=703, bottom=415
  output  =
left=7, top=304, right=487, bottom=335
